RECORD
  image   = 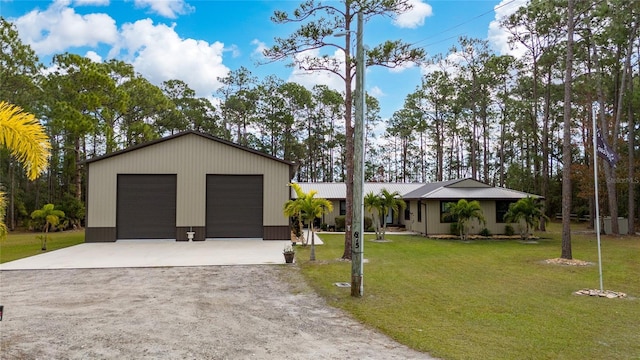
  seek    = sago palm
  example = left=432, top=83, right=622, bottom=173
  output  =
left=0, top=101, right=51, bottom=239
left=31, top=203, right=65, bottom=250
left=447, top=199, right=486, bottom=241
left=504, top=196, right=548, bottom=241
left=283, top=183, right=306, bottom=244
left=364, top=191, right=383, bottom=240
left=379, top=188, right=406, bottom=240
left=298, top=190, right=333, bottom=261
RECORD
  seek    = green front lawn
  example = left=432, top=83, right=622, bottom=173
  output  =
left=0, top=230, right=85, bottom=263
left=295, top=224, right=640, bottom=359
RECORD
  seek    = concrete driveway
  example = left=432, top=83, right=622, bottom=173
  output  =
left=0, top=240, right=293, bottom=270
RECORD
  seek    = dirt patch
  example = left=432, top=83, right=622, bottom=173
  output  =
left=0, top=266, right=435, bottom=359
left=543, top=258, right=593, bottom=266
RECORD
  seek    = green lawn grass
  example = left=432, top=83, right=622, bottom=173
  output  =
left=0, top=230, right=85, bottom=263
left=294, top=223, right=640, bottom=360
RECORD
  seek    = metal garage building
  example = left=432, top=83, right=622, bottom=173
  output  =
left=84, top=131, right=293, bottom=242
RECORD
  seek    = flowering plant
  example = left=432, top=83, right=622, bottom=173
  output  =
left=283, top=245, right=295, bottom=254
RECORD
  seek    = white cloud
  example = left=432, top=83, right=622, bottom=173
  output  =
left=12, top=0, right=118, bottom=55
left=393, top=0, right=433, bottom=29
left=74, top=0, right=109, bottom=6
left=133, top=0, right=194, bottom=19
left=487, top=0, right=528, bottom=57
left=85, top=50, right=103, bottom=62
left=115, top=19, right=229, bottom=97
left=369, top=86, right=385, bottom=98
left=226, top=44, right=241, bottom=58
left=389, top=61, right=416, bottom=73
left=286, top=48, right=346, bottom=93
left=420, top=52, right=462, bottom=77
left=251, top=39, right=268, bottom=60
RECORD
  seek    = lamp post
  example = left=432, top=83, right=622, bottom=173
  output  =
left=351, top=10, right=365, bottom=297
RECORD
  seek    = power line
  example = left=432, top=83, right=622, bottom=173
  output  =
left=410, top=0, right=519, bottom=48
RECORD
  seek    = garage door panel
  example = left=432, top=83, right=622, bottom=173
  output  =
left=117, top=174, right=176, bottom=239
left=206, top=175, right=263, bottom=238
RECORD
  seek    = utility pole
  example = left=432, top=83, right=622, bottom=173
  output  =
left=351, top=10, right=365, bottom=297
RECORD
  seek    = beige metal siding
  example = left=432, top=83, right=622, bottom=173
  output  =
left=87, top=134, right=289, bottom=229
left=481, top=201, right=498, bottom=234
left=406, top=200, right=425, bottom=233
left=424, top=200, right=508, bottom=235
left=426, top=201, right=448, bottom=234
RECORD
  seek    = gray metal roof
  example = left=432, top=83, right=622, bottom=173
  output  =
left=419, top=186, right=538, bottom=200
left=403, top=179, right=461, bottom=198
left=294, top=178, right=540, bottom=200
left=292, top=183, right=424, bottom=199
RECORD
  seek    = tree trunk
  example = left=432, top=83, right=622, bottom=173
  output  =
left=9, top=160, right=15, bottom=230
left=309, top=221, right=316, bottom=261
left=561, top=0, right=575, bottom=260
left=471, top=74, right=478, bottom=180
left=342, top=15, right=354, bottom=260
left=620, top=23, right=637, bottom=235
left=540, top=69, right=552, bottom=232
left=627, top=52, right=635, bottom=235
left=75, top=137, right=83, bottom=201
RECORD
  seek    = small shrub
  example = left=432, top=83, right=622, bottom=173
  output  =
left=479, top=228, right=492, bottom=237
left=320, top=223, right=328, bottom=231
left=504, top=224, right=515, bottom=236
left=59, top=194, right=85, bottom=229
left=335, top=216, right=346, bottom=231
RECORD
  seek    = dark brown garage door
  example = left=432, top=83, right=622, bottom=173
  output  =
left=206, top=175, right=263, bottom=238
left=117, top=174, right=177, bottom=239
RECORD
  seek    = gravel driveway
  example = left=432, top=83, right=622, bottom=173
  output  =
left=0, top=265, right=435, bottom=359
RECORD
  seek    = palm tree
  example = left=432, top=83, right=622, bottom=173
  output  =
left=364, top=191, right=383, bottom=240
left=0, top=101, right=51, bottom=181
left=447, top=199, right=486, bottom=241
left=379, top=188, right=406, bottom=240
left=31, top=204, right=65, bottom=250
left=283, top=183, right=306, bottom=244
left=298, top=190, right=333, bottom=261
left=283, top=183, right=333, bottom=261
left=504, top=196, right=548, bottom=241
left=0, top=101, right=51, bottom=239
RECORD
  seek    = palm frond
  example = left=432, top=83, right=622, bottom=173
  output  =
left=0, top=101, right=51, bottom=181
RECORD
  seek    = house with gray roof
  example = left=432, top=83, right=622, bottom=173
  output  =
left=294, top=178, right=540, bottom=235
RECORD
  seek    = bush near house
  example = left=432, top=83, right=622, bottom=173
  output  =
left=332, top=216, right=372, bottom=232
left=335, top=216, right=345, bottom=231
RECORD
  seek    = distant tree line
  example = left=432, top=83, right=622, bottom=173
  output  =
left=381, top=0, right=639, bottom=234
left=1, top=0, right=638, bottom=234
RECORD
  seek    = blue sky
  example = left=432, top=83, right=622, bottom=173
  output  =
left=1, top=0, right=526, bottom=119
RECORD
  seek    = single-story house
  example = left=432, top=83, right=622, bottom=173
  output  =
left=294, top=179, right=540, bottom=235
left=293, top=182, right=424, bottom=228
left=84, top=131, right=293, bottom=242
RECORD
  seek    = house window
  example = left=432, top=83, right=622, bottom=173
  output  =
left=440, top=201, right=458, bottom=223
left=404, top=201, right=411, bottom=220
left=339, top=200, right=346, bottom=216
left=496, top=200, right=516, bottom=223
left=417, top=201, right=422, bottom=222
